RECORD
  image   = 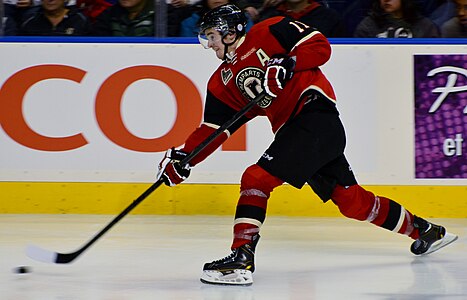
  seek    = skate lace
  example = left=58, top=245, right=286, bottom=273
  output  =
left=213, top=250, right=236, bottom=263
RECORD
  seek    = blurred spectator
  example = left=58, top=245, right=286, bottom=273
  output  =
left=328, top=0, right=373, bottom=36
left=440, top=0, right=467, bottom=37
left=354, top=0, right=440, bottom=37
left=3, top=0, right=41, bottom=35
left=90, top=0, right=193, bottom=36
left=429, top=0, right=457, bottom=28
left=179, top=0, right=254, bottom=36
left=414, top=0, right=442, bottom=15
left=18, top=0, right=91, bottom=35
left=76, top=0, right=114, bottom=23
left=167, top=0, right=195, bottom=36
left=258, top=0, right=347, bottom=37
left=237, top=0, right=263, bottom=21
left=91, top=0, right=155, bottom=36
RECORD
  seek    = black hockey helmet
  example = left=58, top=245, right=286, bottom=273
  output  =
left=198, top=4, right=247, bottom=46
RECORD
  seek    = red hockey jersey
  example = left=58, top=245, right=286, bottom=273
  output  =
left=181, top=16, right=338, bottom=166
left=207, top=16, right=337, bottom=133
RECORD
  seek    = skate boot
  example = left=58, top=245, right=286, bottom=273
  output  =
left=200, top=234, right=259, bottom=286
left=410, top=216, right=458, bottom=255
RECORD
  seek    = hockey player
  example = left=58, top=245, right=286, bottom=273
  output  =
left=156, top=4, right=458, bottom=286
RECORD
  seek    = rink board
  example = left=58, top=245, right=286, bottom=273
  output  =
left=1, top=182, right=466, bottom=218
left=0, top=40, right=466, bottom=217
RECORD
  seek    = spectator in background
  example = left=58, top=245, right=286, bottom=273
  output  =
left=77, top=0, right=114, bottom=23
left=3, top=0, right=41, bottom=35
left=167, top=0, right=196, bottom=36
left=414, top=0, right=442, bottom=15
left=18, top=0, right=91, bottom=35
left=429, top=0, right=457, bottom=28
left=235, top=0, right=267, bottom=21
left=257, top=0, right=347, bottom=37
left=332, top=0, right=373, bottom=37
left=91, top=0, right=155, bottom=36
left=440, top=0, right=467, bottom=36
left=179, top=0, right=254, bottom=36
left=354, top=0, right=440, bottom=37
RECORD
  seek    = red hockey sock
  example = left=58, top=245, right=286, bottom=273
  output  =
left=231, top=164, right=283, bottom=249
left=232, top=223, right=261, bottom=249
left=369, top=196, right=417, bottom=238
left=331, top=185, right=418, bottom=239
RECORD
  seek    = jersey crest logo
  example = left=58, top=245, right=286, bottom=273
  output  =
left=221, top=68, right=233, bottom=85
left=235, top=67, right=273, bottom=108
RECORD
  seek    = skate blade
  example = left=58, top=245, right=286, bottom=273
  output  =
left=422, top=232, right=458, bottom=255
left=200, top=269, right=253, bottom=286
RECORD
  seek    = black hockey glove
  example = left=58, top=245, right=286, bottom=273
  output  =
left=263, top=55, right=296, bottom=98
left=156, top=148, right=191, bottom=186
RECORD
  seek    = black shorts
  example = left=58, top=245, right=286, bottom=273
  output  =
left=257, top=97, right=357, bottom=202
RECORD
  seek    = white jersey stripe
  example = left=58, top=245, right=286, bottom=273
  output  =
left=290, top=30, right=321, bottom=52
left=392, top=207, right=406, bottom=233
left=202, top=122, right=231, bottom=137
left=234, top=218, right=263, bottom=228
left=299, top=85, right=337, bottom=103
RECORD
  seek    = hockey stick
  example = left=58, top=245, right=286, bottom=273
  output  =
left=26, top=92, right=265, bottom=264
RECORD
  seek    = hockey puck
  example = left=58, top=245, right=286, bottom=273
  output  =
left=12, top=266, right=32, bottom=274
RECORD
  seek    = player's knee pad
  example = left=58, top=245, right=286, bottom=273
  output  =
left=331, top=184, right=375, bottom=221
left=240, top=164, right=283, bottom=196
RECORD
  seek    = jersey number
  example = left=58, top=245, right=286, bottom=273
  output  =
left=289, top=21, right=310, bottom=33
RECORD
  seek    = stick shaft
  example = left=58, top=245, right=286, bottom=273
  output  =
left=180, top=93, right=264, bottom=166
left=58, top=180, right=163, bottom=263
left=33, top=93, right=264, bottom=264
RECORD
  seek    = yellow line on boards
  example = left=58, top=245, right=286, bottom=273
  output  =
left=1, top=182, right=466, bottom=218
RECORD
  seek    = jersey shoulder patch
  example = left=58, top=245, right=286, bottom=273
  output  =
left=269, top=17, right=317, bottom=52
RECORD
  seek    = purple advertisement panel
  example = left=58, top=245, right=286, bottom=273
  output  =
left=414, top=55, right=467, bottom=178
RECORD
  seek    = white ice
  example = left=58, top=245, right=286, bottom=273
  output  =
left=1, top=215, right=466, bottom=300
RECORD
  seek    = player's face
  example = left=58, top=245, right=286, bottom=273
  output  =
left=203, top=29, right=226, bottom=60
left=380, top=0, right=402, bottom=17
left=199, top=28, right=238, bottom=60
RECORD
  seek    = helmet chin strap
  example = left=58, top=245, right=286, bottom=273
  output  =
left=221, top=33, right=238, bottom=62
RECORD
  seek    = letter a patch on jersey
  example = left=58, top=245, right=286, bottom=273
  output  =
left=221, top=68, right=233, bottom=85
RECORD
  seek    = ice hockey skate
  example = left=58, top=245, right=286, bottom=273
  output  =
left=410, top=216, right=458, bottom=255
left=200, top=234, right=259, bottom=286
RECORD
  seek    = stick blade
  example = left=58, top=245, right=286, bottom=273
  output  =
left=26, top=244, right=58, bottom=264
